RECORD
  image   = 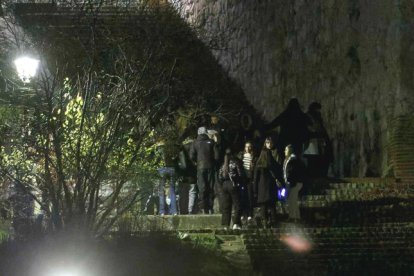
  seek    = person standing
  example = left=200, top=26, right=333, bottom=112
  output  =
left=283, top=144, right=306, bottom=222
left=157, top=139, right=180, bottom=215
left=190, top=126, right=219, bottom=214
left=253, top=137, right=283, bottom=228
left=178, top=137, right=198, bottom=214
left=219, top=148, right=244, bottom=230
left=238, top=141, right=257, bottom=222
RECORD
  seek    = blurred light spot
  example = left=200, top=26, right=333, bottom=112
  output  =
left=280, top=234, right=312, bottom=253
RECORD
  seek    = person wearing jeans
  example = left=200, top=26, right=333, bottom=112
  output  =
left=157, top=138, right=180, bottom=216
left=158, top=167, right=177, bottom=215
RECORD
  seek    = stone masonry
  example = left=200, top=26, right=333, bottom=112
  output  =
left=170, top=0, right=414, bottom=178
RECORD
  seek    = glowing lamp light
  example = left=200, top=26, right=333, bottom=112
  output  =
left=277, top=187, right=287, bottom=200
left=46, top=269, right=81, bottom=276
left=14, top=56, right=40, bottom=83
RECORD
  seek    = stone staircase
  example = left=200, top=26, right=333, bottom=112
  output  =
left=298, top=178, right=414, bottom=226
left=132, top=178, right=414, bottom=275
left=388, top=115, right=414, bottom=183
left=241, top=223, right=414, bottom=275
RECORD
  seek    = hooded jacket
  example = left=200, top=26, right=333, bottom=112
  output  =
left=190, top=134, right=219, bottom=169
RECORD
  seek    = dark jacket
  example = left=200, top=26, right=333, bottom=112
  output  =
left=178, top=141, right=197, bottom=182
left=253, top=149, right=283, bottom=204
left=190, top=134, right=219, bottom=169
left=219, top=157, right=244, bottom=184
left=158, top=141, right=180, bottom=168
left=283, top=154, right=306, bottom=187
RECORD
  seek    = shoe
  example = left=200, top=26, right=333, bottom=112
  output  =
left=224, top=226, right=228, bottom=231
left=247, top=216, right=252, bottom=221
left=232, top=224, right=241, bottom=230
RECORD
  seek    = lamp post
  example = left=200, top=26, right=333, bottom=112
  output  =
left=11, top=56, right=42, bottom=229
left=13, top=56, right=40, bottom=83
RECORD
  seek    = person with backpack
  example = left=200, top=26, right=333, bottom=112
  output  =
left=219, top=148, right=244, bottom=230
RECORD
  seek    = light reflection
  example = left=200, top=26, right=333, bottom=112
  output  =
left=279, top=224, right=313, bottom=253
left=280, top=233, right=312, bottom=253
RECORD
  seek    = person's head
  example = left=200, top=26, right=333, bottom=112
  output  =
left=264, top=137, right=274, bottom=150
left=210, top=114, right=219, bottom=125
left=244, top=141, right=253, bottom=153
left=285, top=144, right=294, bottom=157
left=197, top=126, right=207, bottom=136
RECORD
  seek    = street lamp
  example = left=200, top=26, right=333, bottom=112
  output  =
left=13, top=56, right=40, bottom=83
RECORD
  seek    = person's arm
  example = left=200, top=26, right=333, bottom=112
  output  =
left=189, top=141, right=197, bottom=165
left=235, top=158, right=246, bottom=181
left=253, top=168, right=260, bottom=199
left=285, top=157, right=300, bottom=185
left=218, top=164, right=226, bottom=181
left=213, top=142, right=221, bottom=162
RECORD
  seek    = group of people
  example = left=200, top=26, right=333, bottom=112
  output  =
left=153, top=98, right=333, bottom=230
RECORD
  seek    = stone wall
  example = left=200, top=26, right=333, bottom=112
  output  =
left=170, top=0, right=414, bottom=177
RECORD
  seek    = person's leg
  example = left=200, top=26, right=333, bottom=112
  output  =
left=168, top=169, right=177, bottom=215
left=255, top=203, right=265, bottom=228
left=179, top=180, right=189, bottom=215
left=197, top=169, right=208, bottom=213
left=207, top=169, right=215, bottom=214
left=287, top=183, right=303, bottom=220
left=247, top=178, right=254, bottom=218
left=158, top=170, right=166, bottom=215
left=268, top=202, right=277, bottom=227
left=213, top=169, right=222, bottom=214
left=221, top=182, right=232, bottom=227
left=188, top=183, right=197, bottom=214
left=231, top=186, right=242, bottom=226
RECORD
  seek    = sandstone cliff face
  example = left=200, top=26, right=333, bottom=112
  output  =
left=171, top=0, right=414, bottom=177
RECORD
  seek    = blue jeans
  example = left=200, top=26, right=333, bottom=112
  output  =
left=188, top=184, right=197, bottom=214
left=158, top=167, right=177, bottom=215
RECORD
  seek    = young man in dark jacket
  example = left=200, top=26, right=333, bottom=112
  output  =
left=190, top=126, right=220, bottom=214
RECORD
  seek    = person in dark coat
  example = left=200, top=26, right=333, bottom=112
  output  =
left=190, top=126, right=220, bottom=214
left=208, top=130, right=225, bottom=214
left=253, top=137, right=283, bottom=228
left=284, top=144, right=306, bottom=222
left=178, top=137, right=198, bottom=214
left=264, top=98, right=312, bottom=158
left=219, top=148, right=244, bottom=230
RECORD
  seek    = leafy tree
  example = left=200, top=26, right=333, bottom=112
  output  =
left=0, top=0, right=250, bottom=236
